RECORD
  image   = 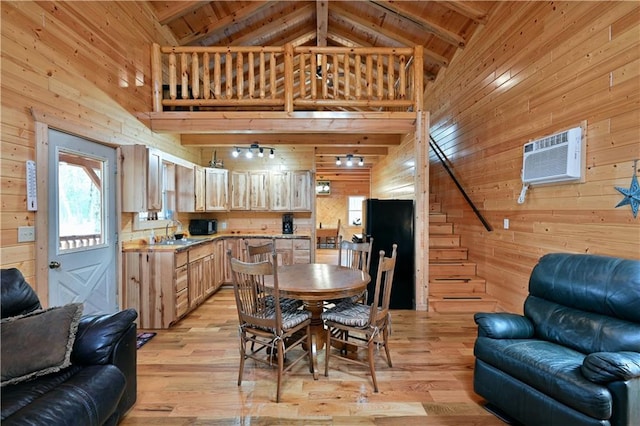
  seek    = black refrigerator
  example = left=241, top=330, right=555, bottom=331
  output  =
left=362, top=198, right=415, bottom=309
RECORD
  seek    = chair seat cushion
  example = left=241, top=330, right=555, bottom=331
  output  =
left=250, top=307, right=311, bottom=332
left=322, top=301, right=370, bottom=327
left=265, top=295, right=303, bottom=312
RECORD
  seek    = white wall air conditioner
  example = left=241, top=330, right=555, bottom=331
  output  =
left=522, top=126, right=583, bottom=185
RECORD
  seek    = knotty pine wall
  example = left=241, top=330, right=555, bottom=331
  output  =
left=425, top=2, right=640, bottom=312
left=1, top=2, right=199, bottom=293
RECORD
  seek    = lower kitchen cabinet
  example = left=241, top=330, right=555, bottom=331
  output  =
left=122, top=240, right=221, bottom=329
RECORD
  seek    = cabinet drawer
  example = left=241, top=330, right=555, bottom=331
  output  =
left=275, top=239, right=293, bottom=250
left=189, top=243, right=213, bottom=262
left=293, top=250, right=310, bottom=264
left=176, top=288, right=189, bottom=318
left=293, top=239, right=310, bottom=250
left=175, top=251, right=188, bottom=267
left=175, top=265, right=188, bottom=292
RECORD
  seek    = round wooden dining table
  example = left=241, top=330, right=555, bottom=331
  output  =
left=270, top=263, right=371, bottom=351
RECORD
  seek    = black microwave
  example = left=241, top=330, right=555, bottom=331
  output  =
left=189, top=219, right=217, bottom=235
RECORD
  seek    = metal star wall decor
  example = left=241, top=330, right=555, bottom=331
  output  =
left=614, top=160, right=640, bottom=218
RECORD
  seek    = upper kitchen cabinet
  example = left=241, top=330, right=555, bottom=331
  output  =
left=205, top=168, right=228, bottom=211
left=177, top=164, right=205, bottom=212
left=230, top=171, right=249, bottom=210
left=121, top=145, right=162, bottom=212
left=270, top=170, right=312, bottom=211
left=291, top=170, right=313, bottom=211
left=230, top=170, right=268, bottom=211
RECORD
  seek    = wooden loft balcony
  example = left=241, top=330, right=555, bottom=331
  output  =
left=144, top=43, right=423, bottom=135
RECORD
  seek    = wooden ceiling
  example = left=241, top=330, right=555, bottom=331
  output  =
left=148, top=0, right=494, bottom=175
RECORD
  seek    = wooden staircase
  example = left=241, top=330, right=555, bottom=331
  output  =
left=428, top=194, right=498, bottom=313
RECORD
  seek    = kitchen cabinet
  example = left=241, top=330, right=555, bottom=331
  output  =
left=122, top=240, right=221, bottom=329
left=269, top=171, right=313, bottom=211
left=122, top=250, right=176, bottom=329
left=269, top=171, right=291, bottom=211
left=177, top=165, right=205, bottom=212
left=205, top=168, right=228, bottom=211
left=121, top=145, right=163, bottom=212
left=291, top=171, right=313, bottom=211
left=274, top=238, right=311, bottom=266
left=230, top=171, right=269, bottom=210
left=249, top=171, right=269, bottom=210
left=230, top=171, right=249, bottom=210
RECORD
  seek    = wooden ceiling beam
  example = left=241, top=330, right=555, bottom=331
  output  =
left=182, top=133, right=401, bottom=146
left=440, top=1, right=489, bottom=25
left=315, top=146, right=389, bottom=155
left=179, top=1, right=269, bottom=45
left=201, top=3, right=314, bottom=47
left=151, top=1, right=212, bottom=25
left=329, top=5, right=449, bottom=68
left=371, top=1, right=466, bottom=48
left=316, top=0, right=328, bottom=47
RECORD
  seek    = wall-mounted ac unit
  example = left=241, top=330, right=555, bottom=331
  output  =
left=522, top=126, right=583, bottom=185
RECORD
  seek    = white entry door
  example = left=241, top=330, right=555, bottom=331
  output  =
left=48, top=129, right=118, bottom=314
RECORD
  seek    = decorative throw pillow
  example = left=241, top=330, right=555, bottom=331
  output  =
left=1, top=303, right=83, bottom=386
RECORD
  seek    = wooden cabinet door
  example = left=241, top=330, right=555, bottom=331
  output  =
left=205, top=168, right=228, bottom=211
left=188, top=258, right=204, bottom=308
left=249, top=171, right=269, bottom=210
left=291, top=171, right=312, bottom=211
left=194, top=166, right=205, bottom=212
left=121, top=145, right=162, bottom=212
left=269, top=171, right=291, bottom=211
left=230, top=171, right=249, bottom=210
left=275, top=238, right=293, bottom=266
left=176, top=165, right=196, bottom=212
left=147, top=148, right=163, bottom=211
left=203, top=254, right=216, bottom=296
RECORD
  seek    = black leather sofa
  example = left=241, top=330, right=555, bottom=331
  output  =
left=1, top=268, right=137, bottom=425
left=473, top=253, right=640, bottom=426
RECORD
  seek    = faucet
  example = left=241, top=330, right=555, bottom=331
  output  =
left=165, top=219, right=183, bottom=240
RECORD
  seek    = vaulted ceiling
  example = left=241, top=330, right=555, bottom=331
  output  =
left=148, top=1, right=495, bottom=175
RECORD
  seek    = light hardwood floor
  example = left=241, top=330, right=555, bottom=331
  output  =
left=121, top=250, right=504, bottom=425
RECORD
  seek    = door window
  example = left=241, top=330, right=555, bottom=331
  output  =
left=57, top=151, right=106, bottom=252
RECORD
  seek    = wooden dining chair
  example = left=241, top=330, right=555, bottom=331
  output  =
left=322, top=244, right=398, bottom=392
left=244, top=240, right=303, bottom=312
left=227, top=249, right=317, bottom=402
left=333, top=236, right=374, bottom=303
left=325, top=219, right=341, bottom=248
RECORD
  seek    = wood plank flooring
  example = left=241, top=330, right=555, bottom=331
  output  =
left=121, top=250, right=504, bottom=425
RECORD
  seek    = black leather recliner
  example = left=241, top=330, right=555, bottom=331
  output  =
left=473, top=253, right=640, bottom=426
left=1, top=268, right=138, bottom=425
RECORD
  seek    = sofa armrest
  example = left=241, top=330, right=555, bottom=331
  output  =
left=474, top=312, right=534, bottom=339
left=71, top=308, right=138, bottom=365
left=581, top=351, right=640, bottom=383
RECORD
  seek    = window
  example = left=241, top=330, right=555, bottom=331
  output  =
left=348, top=196, right=365, bottom=226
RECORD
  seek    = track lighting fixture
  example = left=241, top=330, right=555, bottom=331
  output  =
left=231, top=143, right=276, bottom=160
left=334, top=154, right=365, bottom=167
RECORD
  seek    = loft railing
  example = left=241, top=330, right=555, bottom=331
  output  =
left=151, top=43, right=423, bottom=113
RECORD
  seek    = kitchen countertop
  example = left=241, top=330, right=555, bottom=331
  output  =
left=122, top=232, right=311, bottom=252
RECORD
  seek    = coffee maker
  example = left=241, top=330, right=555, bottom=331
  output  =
left=282, top=213, right=294, bottom=234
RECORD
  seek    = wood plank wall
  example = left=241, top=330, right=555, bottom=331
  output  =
left=424, top=2, right=640, bottom=312
left=0, top=2, right=200, bottom=294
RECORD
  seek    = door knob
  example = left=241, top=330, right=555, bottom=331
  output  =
left=49, top=261, right=61, bottom=269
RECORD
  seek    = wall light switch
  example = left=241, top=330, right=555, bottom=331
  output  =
left=18, top=226, right=36, bottom=242
left=503, top=219, right=510, bottom=230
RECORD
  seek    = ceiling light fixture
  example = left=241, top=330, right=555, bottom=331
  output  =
left=335, top=154, right=365, bottom=167
left=231, top=143, right=276, bottom=160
